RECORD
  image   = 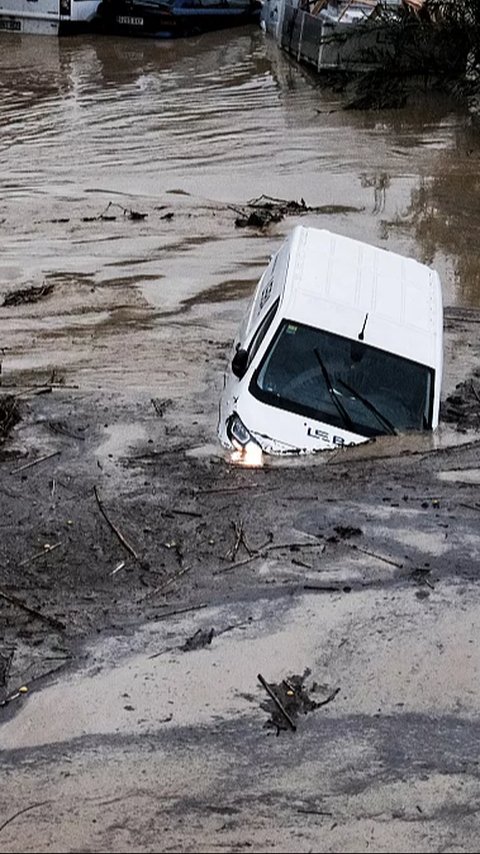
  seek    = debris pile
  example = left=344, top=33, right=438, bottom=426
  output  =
left=3, top=284, right=54, bottom=307
left=258, top=668, right=339, bottom=733
left=441, top=372, right=480, bottom=430
left=231, top=195, right=362, bottom=228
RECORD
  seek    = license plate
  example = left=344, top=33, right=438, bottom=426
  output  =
left=116, top=15, right=143, bottom=25
left=0, top=19, right=21, bottom=31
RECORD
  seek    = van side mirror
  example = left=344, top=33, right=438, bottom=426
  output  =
left=232, top=348, right=248, bottom=379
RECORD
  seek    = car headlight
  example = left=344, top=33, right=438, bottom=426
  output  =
left=227, top=413, right=253, bottom=447
left=226, top=414, right=263, bottom=467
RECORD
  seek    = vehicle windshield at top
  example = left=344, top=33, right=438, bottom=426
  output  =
left=251, top=320, right=434, bottom=438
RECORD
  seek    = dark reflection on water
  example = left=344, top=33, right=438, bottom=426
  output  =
left=0, top=28, right=479, bottom=307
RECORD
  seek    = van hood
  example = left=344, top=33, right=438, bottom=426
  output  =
left=233, top=397, right=370, bottom=455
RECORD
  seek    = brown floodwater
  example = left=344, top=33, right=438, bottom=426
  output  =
left=1, top=27, right=480, bottom=309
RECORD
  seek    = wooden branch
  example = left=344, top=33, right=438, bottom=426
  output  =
left=10, top=451, right=61, bottom=475
left=0, top=802, right=51, bottom=835
left=142, top=564, right=192, bottom=600
left=155, top=602, right=208, bottom=620
left=18, top=542, right=62, bottom=567
left=258, top=673, right=297, bottom=732
left=193, top=484, right=274, bottom=496
left=0, top=589, right=65, bottom=631
left=348, top=543, right=403, bottom=568
left=93, top=486, right=139, bottom=561
left=213, top=538, right=324, bottom=575
left=315, top=687, right=340, bottom=708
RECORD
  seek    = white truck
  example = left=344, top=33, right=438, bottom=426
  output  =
left=0, top=0, right=100, bottom=35
left=218, top=225, right=443, bottom=461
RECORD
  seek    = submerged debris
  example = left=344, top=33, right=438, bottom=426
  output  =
left=3, top=283, right=54, bottom=307
left=343, top=71, right=409, bottom=111
left=82, top=201, right=148, bottom=223
left=231, top=195, right=362, bottom=228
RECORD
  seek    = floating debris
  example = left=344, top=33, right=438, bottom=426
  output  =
left=3, top=283, right=54, bottom=307
left=82, top=201, right=148, bottom=223
left=231, top=195, right=362, bottom=228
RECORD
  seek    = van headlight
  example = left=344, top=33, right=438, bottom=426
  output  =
left=227, top=414, right=263, bottom=467
left=227, top=413, right=252, bottom=447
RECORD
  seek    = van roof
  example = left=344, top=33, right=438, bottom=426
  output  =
left=281, top=226, right=442, bottom=368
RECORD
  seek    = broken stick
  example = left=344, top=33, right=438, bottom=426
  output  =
left=10, top=450, right=61, bottom=475
left=0, top=801, right=51, bottom=835
left=0, top=588, right=65, bottom=631
left=257, top=673, right=297, bottom=732
left=93, top=486, right=138, bottom=561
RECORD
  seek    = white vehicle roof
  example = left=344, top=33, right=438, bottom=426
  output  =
left=279, top=226, right=442, bottom=370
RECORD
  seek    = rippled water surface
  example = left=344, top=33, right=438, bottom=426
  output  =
left=1, top=28, right=480, bottom=317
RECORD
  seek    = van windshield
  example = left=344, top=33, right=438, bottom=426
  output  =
left=251, top=320, right=434, bottom=437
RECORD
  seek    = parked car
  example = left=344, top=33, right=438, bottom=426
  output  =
left=218, top=225, right=443, bottom=462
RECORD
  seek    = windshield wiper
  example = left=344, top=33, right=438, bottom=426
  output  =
left=314, top=348, right=354, bottom=432
left=337, top=378, right=397, bottom=436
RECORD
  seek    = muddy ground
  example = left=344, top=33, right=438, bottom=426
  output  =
left=1, top=252, right=480, bottom=851
left=0, top=291, right=479, bottom=712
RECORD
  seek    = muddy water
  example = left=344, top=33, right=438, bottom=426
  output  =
left=1, top=29, right=480, bottom=309
left=1, top=26, right=480, bottom=449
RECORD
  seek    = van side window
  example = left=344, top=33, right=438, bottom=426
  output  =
left=247, top=298, right=279, bottom=368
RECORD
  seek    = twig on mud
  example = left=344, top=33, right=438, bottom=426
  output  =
left=224, top=520, right=253, bottom=562
left=11, top=386, right=73, bottom=398
left=214, top=537, right=322, bottom=575
left=18, top=542, right=62, bottom=567
left=0, top=588, right=65, bottom=632
left=0, top=662, right=70, bottom=708
left=110, top=561, right=125, bottom=576
left=10, top=450, right=61, bottom=474
left=155, top=602, right=208, bottom=620
left=192, top=484, right=275, bottom=496
left=292, top=557, right=313, bottom=569
left=297, top=808, right=334, bottom=816
left=215, top=617, right=255, bottom=638
left=93, top=486, right=139, bottom=561
left=266, top=540, right=323, bottom=552
left=148, top=613, right=255, bottom=660
left=146, top=564, right=192, bottom=599
left=257, top=673, right=297, bottom=732
left=315, top=687, right=341, bottom=708
left=214, top=552, right=261, bottom=574
left=0, top=802, right=51, bottom=835
left=160, top=506, right=203, bottom=519
left=348, top=543, right=403, bottom=568
left=304, top=584, right=343, bottom=593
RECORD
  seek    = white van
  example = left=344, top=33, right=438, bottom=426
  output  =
left=218, top=226, right=443, bottom=459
